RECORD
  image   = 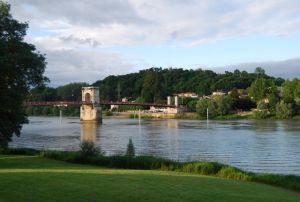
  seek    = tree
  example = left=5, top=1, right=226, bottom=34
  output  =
left=0, top=1, right=47, bottom=147
left=141, top=69, right=162, bottom=103
left=196, top=98, right=219, bottom=118
left=196, top=98, right=208, bottom=117
left=254, top=67, right=265, bottom=75
left=275, top=101, right=293, bottom=119
left=215, top=95, right=233, bottom=116
left=126, top=138, right=135, bottom=157
left=281, top=79, right=300, bottom=102
left=248, top=78, right=277, bottom=103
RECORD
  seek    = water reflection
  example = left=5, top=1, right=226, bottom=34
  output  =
left=80, top=122, right=98, bottom=142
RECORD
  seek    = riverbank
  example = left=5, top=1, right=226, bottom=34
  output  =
left=1, top=148, right=300, bottom=192
left=0, top=154, right=299, bottom=202
left=107, top=111, right=252, bottom=120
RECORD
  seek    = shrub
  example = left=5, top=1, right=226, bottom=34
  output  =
left=104, top=111, right=113, bottom=116
left=80, top=141, right=101, bottom=158
left=217, top=166, right=251, bottom=180
left=126, top=138, right=135, bottom=157
left=275, top=101, right=293, bottom=119
left=182, top=162, right=222, bottom=175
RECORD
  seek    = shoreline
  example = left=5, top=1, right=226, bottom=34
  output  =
left=1, top=148, right=300, bottom=192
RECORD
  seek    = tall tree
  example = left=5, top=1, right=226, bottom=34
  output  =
left=0, top=1, right=47, bottom=147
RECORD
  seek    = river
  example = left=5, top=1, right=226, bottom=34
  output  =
left=9, top=116, right=300, bottom=176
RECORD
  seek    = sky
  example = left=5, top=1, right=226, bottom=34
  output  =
left=7, top=0, right=300, bottom=86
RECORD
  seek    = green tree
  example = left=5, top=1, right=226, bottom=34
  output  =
left=56, top=82, right=89, bottom=101
left=196, top=98, right=208, bottom=117
left=281, top=79, right=300, bottom=102
left=0, top=2, right=47, bottom=147
left=275, top=101, right=293, bottom=119
left=254, top=67, right=265, bottom=75
left=248, top=78, right=277, bottom=103
left=215, top=95, right=233, bottom=116
left=253, top=101, right=270, bottom=119
left=126, top=138, right=135, bottom=157
left=141, top=69, right=162, bottom=103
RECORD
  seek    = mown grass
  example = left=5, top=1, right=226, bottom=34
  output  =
left=1, top=148, right=300, bottom=192
left=0, top=154, right=299, bottom=202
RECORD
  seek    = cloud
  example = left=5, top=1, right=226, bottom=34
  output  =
left=220, top=57, right=300, bottom=79
left=43, top=49, right=136, bottom=87
left=7, top=0, right=300, bottom=47
left=5, top=0, right=300, bottom=86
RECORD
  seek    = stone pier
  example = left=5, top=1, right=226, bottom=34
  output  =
left=80, top=86, right=102, bottom=123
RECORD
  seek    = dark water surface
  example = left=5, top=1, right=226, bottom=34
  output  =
left=10, top=116, right=300, bottom=176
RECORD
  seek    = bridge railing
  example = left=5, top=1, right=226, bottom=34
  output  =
left=23, top=101, right=177, bottom=108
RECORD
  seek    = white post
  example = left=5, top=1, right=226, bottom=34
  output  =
left=206, top=107, right=209, bottom=121
left=174, top=96, right=178, bottom=107
left=167, top=96, right=171, bottom=105
left=138, top=109, right=141, bottom=125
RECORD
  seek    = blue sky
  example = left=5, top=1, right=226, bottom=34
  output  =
left=7, top=0, right=300, bottom=86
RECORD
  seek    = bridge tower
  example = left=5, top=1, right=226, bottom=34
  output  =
left=80, top=87, right=102, bottom=123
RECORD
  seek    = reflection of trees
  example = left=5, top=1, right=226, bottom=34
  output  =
left=252, top=120, right=278, bottom=132
left=80, top=122, right=98, bottom=142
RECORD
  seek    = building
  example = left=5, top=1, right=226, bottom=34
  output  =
left=212, top=91, right=226, bottom=96
left=174, top=92, right=198, bottom=98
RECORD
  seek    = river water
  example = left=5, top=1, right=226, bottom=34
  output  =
left=10, top=116, right=300, bottom=176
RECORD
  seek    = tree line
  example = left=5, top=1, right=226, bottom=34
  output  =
left=27, top=66, right=300, bottom=119
left=29, top=67, right=284, bottom=103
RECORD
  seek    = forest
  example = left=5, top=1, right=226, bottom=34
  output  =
left=28, top=67, right=283, bottom=102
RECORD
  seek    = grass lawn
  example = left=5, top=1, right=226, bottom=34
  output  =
left=0, top=155, right=299, bottom=202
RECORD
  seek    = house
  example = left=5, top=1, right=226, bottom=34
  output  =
left=174, top=92, right=198, bottom=98
left=212, top=91, right=226, bottom=96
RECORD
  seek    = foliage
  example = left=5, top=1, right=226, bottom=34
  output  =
left=253, top=101, right=270, bottom=119
left=91, top=67, right=281, bottom=102
left=0, top=1, right=47, bottom=147
left=195, top=98, right=208, bottom=117
left=215, top=95, right=233, bottom=116
left=254, top=67, right=266, bottom=75
left=248, top=77, right=277, bottom=103
left=80, top=141, right=101, bottom=157
left=126, top=138, right=135, bottom=157
left=196, top=95, right=233, bottom=118
left=275, top=101, right=293, bottom=119
left=26, top=105, right=80, bottom=117
left=56, top=82, right=89, bottom=101
left=281, top=79, right=300, bottom=103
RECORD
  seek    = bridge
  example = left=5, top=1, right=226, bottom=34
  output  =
left=24, top=101, right=176, bottom=108
left=24, top=86, right=179, bottom=123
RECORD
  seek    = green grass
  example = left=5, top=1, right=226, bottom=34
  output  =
left=0, top=155, right=299, bottom=202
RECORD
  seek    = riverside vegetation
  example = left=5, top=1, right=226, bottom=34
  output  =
left=1, top=140, right=300, bottom=193
left=1, top=154, right=300, bottom=202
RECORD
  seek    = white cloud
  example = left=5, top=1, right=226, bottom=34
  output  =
left=5, top=0, right=300, bottom=85
left=42, top=49, right=136, bottom=86
left=8, top=0, right=300, bottom=47
left=219, top=57, right=300, bottom=79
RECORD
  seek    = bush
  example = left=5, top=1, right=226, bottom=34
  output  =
left=126, top=138, right=135, bottom=157
left=217, top=166, right=251, bottom=180
left=182, top=162, right=222, bottom=175
left=275, top=101, right=293, bottom=119
left=104, top=111, right=113, bottom=116
left=80, top=141, right=101, bottom=158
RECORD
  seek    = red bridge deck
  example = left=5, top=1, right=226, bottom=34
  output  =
left=24, top=101, right=176, bottom=108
